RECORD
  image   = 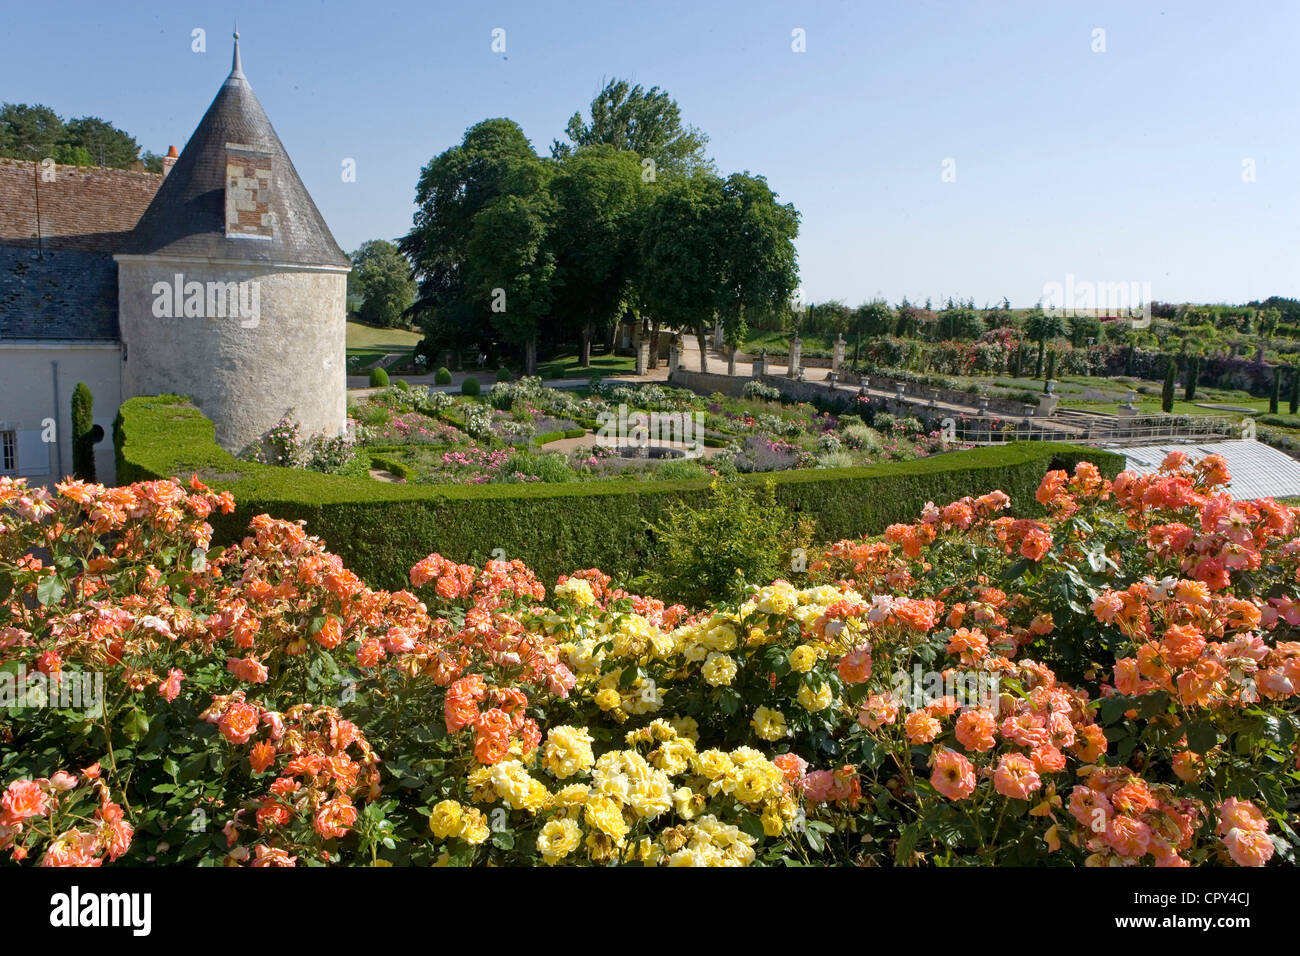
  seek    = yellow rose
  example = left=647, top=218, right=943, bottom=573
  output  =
left=536, top=817, right=583, bottom=864
left=594, top=688, right=622, bottom=711
left=459, top=807, right=490, bottom=845
left=428, top=799, right=463, bottom=839
left=542, top=725, right=596, bottom=780
left=555, top=577, right=596, bottom=607
left=701, top=652, right=738, bottom=686
left=750, top=705, right=789, bottom=741
left=797, top=680, right=834, bottom=712
left=583, top=794, right=629, bottom=844
left=789, top=645, right=817, bottom=673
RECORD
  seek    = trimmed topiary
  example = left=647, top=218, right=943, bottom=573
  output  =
left=496, top=367, right=512, bottom=383
left=369, top=367, right=389, bottom=387
left=71, top=381, right=96, bottom=482
left=461, top=377, right=481, bottom=397
left=435, top=367, right=452, bottom=385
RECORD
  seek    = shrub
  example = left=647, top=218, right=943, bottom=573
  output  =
left=496, top=367, right=512, bottom=383
left=462, top=377, right=481, bottom=397
left=648, top=478, right=815, bottom=608
left=502, top=449, right=576, bottom=483
left=369, top=367, right=389, bottom=387
left=742, top=380, right=782, bottom=402
left=70, top=382, right=96, bottom=482
left=435, top=367, right=453, bottom=385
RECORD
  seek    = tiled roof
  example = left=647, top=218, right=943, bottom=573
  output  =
left=119, top=43, right=350, bottom=269
left=0, top=246, right=119, bottom=340
left=0, top=158, right=162, bottom=253
left=1122, top=439, right=1300, bottom=500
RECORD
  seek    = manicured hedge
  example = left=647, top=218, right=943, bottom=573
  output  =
left=115, top=395, right=1123, bottom=589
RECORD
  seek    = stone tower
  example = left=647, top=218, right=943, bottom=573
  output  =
left=115, top=33, right=350, bottom=455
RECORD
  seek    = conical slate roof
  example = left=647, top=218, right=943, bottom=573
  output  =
left=120, top=35, right=349, bottom=268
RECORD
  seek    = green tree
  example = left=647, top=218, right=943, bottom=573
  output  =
left=553, top=78, right=710, bottom=175
left=1162, top=358, right=1177, bottom=413
left=637, top=172, right=726, bottom=372
left=71, top=382, right=95, bottom=482
left=548, top=146, right=646, bottom=366
left=1184, top=355, right=1200, bottom=402
left=60, top=116, right=140, bottom=169
left=401, top=119, right=542, bottom=365
left=1270, top=369, right=1281, bottom=414
left=1044, top=349, right=1057, bottom=393
left=712, top=172, right=800, bottom=375
left=851, top=299, right=893, bottom=364
left=1023, top=309, right=1069, bottom=379
left=466, top=158, right=556, bottom=376
left=1290, top=365, right=1299, bottom=416
left=349, top=240, right=416, bottom=329
left=0, top=103, right=63, bottom=159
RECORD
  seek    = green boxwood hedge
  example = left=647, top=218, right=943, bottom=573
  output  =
left=115, top=395, right=1123, bottom=590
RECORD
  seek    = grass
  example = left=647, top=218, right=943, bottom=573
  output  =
left=346, top=321, right=423, bottom=371
left=740, top=330, right=840, bottom=356
left=534, top=352, right=636, bottom=380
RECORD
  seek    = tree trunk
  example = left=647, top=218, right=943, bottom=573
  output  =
left=697, top=328, right=709, bottom=373
left=580, top=323, right=593, bottom=367
left=525, top=338, right=537, bottom=377
left=648, top=320, right=661, bottom=369
left=727, top=344, right=737, bottom=376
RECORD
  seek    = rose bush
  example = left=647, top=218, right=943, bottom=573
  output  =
left=0, top=452, right=1296, bottom=866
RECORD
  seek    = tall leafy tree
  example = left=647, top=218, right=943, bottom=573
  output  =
left=401, top=119, right=542, bottom=364
left=466, top=160, right=556, bottom=376
left=638, top=173, right=726, bottom=371
left=553, top=79, right=710, bottom=175
left=712, top=172, right=800, bottom=374
left=348, top=240, right=416, bottom=329
left=548, top=146, right=646, bottom=366
left=0, top=104, right=63, bottom=160
left=1023, top=309, right=1069, bottom=379
left=60, top=117, right=140, bottom=169
left=852, top=299, right=894, bottom=364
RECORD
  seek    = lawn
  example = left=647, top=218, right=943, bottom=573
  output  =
left=739, top=330, right=840, bottom=356
left=534, top=351, right=636, bottom=380
left=346, top=321, right=423, bottom=371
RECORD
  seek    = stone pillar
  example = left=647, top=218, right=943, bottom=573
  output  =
left=668, top=341, right=680, bottom=374
left=636, top=337, right=650, bottom=376
left=832, top=334, right=846, bottom=373
left=752, top=350, right=767, bottom=377
left=787, top=337, right=802, bottom=378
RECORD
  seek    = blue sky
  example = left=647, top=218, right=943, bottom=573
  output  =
left=4, top=0, right=1297, bottom=307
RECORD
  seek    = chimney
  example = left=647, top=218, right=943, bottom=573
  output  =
left=162, top=145, right=178, bottom=177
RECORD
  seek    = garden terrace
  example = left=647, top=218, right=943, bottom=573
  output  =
left=115, top=395, right=1121, bottom=589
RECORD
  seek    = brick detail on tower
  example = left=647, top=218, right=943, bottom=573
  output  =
left=224, top=144, right=274, bottom=239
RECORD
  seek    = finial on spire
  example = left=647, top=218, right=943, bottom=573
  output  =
left=227, top=25, right=246, bottom=84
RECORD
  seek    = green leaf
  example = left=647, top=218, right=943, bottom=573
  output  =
left=1186, top=721, right=1218, bottom=755
left=895, top=823, right=919, bottom=866
left=122, top=706, right=150, bottom=742
left=36, top=575, right=65, bottom=606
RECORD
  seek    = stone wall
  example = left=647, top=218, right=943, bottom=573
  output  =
left=116, top=256, right=347, bottom=455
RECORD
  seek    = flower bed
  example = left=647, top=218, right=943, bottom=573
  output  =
left=2, top=450, right=1295, bottom=866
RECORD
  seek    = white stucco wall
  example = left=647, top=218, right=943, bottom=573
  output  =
left=0, top=341, right=122, bottom=486
left=115, top=255, right=347, bottom=455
